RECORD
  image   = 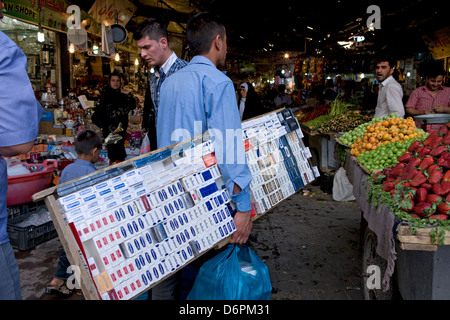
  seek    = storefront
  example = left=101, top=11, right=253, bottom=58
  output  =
left=1, top=1, right=145, bottom=169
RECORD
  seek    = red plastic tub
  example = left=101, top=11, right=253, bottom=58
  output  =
left=7, top=159, right=58, bottom=206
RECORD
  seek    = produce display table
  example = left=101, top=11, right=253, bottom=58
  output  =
left=345, top=152, right=450, bottom=300
left=300, top=123, right=340, bottom=173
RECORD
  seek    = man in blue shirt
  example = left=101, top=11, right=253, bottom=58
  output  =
left=158, top=12, right=253, bottom=244
left=0, top=4, right=43, bottom=299
left=133, top=18, right=188, bottom=151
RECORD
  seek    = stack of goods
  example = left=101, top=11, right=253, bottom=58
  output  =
left=52, top=109, right=316, bottom=300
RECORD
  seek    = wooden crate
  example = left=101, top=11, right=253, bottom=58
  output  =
left=397, top=225, right=450, bottom=251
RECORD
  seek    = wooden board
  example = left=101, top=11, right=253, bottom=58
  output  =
left=397, top=225, right=450, bottom=251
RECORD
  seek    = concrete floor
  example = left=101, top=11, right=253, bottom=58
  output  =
left=13, top=183, right=363, bottom=300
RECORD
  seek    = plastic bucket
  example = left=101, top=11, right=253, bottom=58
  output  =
left=7, top=159, right=58, bottom=206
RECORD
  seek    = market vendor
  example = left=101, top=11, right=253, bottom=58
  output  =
left=373, top=56, right=405, bottom=119
left=91, top=72, right=136, bottom=165
left=405, top=65, right=450, bottom=116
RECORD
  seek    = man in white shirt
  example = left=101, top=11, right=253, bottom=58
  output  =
left=373, top=57, right=405, bottom=119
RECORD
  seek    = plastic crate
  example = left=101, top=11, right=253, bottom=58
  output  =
left=7, top=211, right=57, bottom=251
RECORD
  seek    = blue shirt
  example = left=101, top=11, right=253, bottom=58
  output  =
left=157, top=56, right=252, bottom=212
left=59, top=159, right=97, bottom=184
left=0, top=31, right=43, bottom=244
left=150, top=52, right=188, bottom=127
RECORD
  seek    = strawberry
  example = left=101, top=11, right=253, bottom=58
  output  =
left=389, top=163, right=405, bottom=179
left=429, top=136, right=444, bottom=149
left=416, top=187, right=428, bottom=202
left=438, top=125, right=449, bottom=136
left=411, top=213, right=421, bottom=219
left=397, top=151, right=412, bottom=163
left=428, top=214, right=448, bottom=221
left=405, top=158, right=421, bottom=173
left=423, top=132, right=437, bottom=146
left=443, top=131, right=450, bottom=145
left=418, top=146, right=431, bottom=158
left=414, top=202, right=435, bottom=217
left=407, top=140, right=421, bottom=153
left=432, top=181, right=450, bottom=196
left=443, top=170, right=450, bottom=182
left=382, top=181, right=395, bottom=192
left=427, top=164, right=441, bottom=176
left=437, top=202, right=450, bottom=215
left=442, top=181, right=450, bottom=194
left=403, top=168, right=420, bottom=182
left=421, top=182, right=433, bottom=191
left=411, top=171, right=428, bottom=187
left=400, top=199, right=415, bottom=213
left=446, top=193, right=450, bottom=202
left=428, top=170, right=443, bottom=184
left=427, top=194, right=443, bottom=205
left=430, top=145, right=448, bottom=157
left=418, top=156, right=435, bottom=170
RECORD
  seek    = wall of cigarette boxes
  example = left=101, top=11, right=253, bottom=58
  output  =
left=53, top=109, right=318, bottom=300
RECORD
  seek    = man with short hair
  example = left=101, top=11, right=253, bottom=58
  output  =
left=373, top=57, right=405, bottom=119
left=405, top=65, right=450, bottom=116
left=158, top=12, right=253, bottom=249
left=133, top=18, right=188, bottom=150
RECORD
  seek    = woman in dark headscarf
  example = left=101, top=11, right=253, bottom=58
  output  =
left=92, top=71, right=136, bottom=164
left=237, top=82, right=264, bottom=121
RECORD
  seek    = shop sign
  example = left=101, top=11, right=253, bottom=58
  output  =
left=3, top=0, right=90, bottom=33
left=422, top=26, right=450, bottom=60
left=87, top=0, right=136, bottom=26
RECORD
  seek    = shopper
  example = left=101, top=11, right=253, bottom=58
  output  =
left=45, top=130, right=102, bottom=298
left=373, top=56, right=405, bottom=119
left=237, top=82, right=264, bottom=120
left=133, top=18, right=188, bottom=151
left=91, top=72, right=136, bottom=164
left=157, top=12, right=253, bottom=299
left=405, top=64, right=450, bottom=116
left=273, top=84, right=292, bottom=108
left=0, top=3, right=43, bottom=299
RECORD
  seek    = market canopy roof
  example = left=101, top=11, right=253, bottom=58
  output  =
left=74, top=0, right=449, bottom=60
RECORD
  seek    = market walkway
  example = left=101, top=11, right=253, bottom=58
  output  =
left=14, top=183, right=363, bottom=300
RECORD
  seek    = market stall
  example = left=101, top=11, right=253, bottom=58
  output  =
left=340, top=117, right=450, bottom=300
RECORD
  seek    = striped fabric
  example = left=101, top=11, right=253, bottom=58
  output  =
left=405, top=85, right=450, bottom=111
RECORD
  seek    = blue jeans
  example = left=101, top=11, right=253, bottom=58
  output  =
left=0, top=242, right=22, bottom=300
left=54, top=250, right=72, bottom=281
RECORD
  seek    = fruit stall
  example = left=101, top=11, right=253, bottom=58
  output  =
left=294, top=99, right=372, bottom=191
left=339, top=115, right=450, bottom=300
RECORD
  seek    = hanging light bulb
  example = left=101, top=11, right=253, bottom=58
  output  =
left=68, top=43, right=75, bottom=53
left=115, top=52, right=120, bottom=62
left=37, top=28, right=45, bottom=43
left=134, top=58, right=139, bottom=66
left=93, top=44, right=99, bottom=55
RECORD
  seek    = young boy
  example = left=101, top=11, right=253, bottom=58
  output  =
left=45, top=129, right=102, bottom=298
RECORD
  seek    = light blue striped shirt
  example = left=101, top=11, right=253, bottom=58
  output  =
left=157, top=56, right=252, bottom=212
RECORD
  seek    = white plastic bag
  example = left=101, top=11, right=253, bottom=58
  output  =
left=332, top=167, right=356, bottom=201
left=139, top=134, right=151, bottom=155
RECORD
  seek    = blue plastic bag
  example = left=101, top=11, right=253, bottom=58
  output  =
left=186, top=244, right=272, bottom=300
